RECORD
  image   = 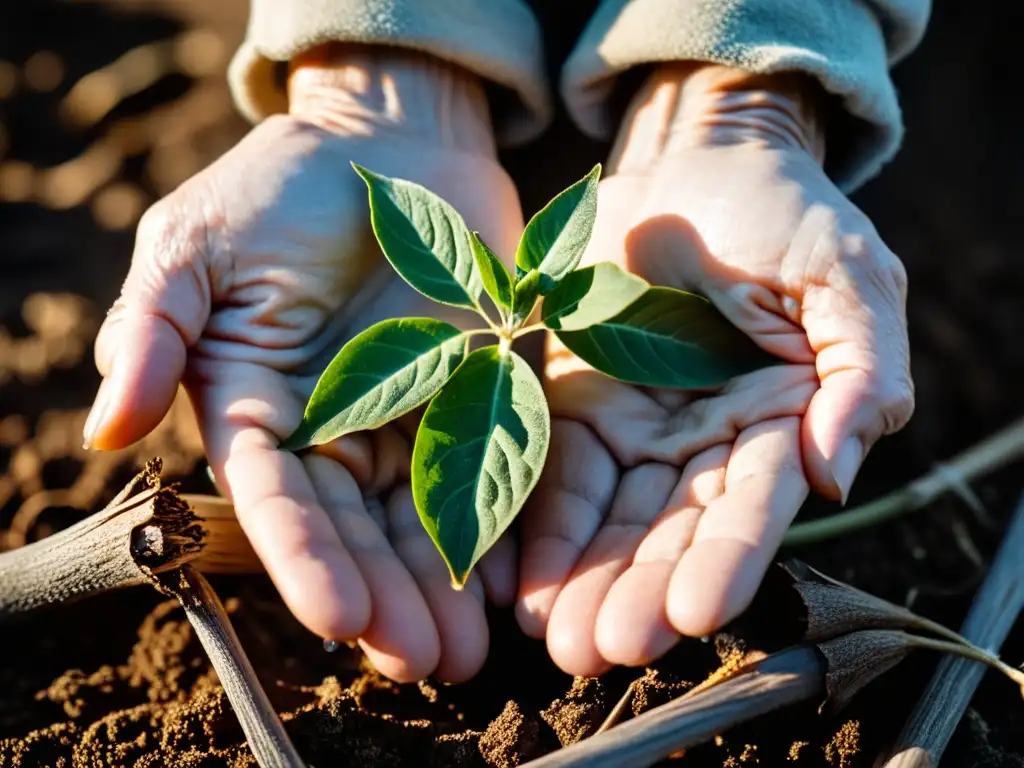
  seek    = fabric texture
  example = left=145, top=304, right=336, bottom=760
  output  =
left=561, top=0, right=932, bottom=191
left=227, top=0, right=550, bottom=146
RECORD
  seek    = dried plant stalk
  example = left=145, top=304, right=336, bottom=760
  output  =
left=0, top=463, right=259, bottom=621
left=521, top=646, right=825, bottom=768
left=878, top=490, right=1024, bottom=768
left=165, top=565, right=305, bottom=768
left=784, top=416, right=1024, bottom=546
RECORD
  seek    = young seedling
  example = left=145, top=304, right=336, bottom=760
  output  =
left=282, top=163, right=774, bottom=588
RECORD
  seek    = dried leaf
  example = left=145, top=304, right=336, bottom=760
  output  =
left=781, top=559, right=936, bottom=641
left=817, top=630, right=911, bottom=715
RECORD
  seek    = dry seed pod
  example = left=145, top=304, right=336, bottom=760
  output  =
left=816, top=629, right=912, bottom=715
left=781, top=560, right=962, bottom=644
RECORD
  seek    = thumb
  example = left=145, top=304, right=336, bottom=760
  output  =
left=800, top=247, right=914, bottom=502
left=85, top=202, right=211, bottom=450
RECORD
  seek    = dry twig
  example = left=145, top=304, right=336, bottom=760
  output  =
left=877, top=489, right=1024, bottom=767
left=784, top=416, right=1024, bottom=546
left=164, top=565, right=305, bottom=768
left=521, top=646, right=826, bottom=768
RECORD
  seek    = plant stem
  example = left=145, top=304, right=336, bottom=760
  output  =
left=464, top=327, right=498, bottom=340
left=512, top=322, right=547, bottom=339
left=880, top=489, right=1024, bottom=767
left=783, top=416, right=1024, bottom=546
left=902, top=634, right=1024, bottom=690
left=166, top=565, right=306, bottom=768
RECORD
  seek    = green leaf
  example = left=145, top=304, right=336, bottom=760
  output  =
left=283, top=318, right=468, bottom=450
left=510, top=269, right=555, bottom=327
left=353, top=164, right=481, bottom=309
left=412, top=346, right=550, bottom=586
left=556, top=287, right=779, bottom=388
left=468, top=231, right=513, bottom=316
left=541, top=262, right=649, bottom=331
left=515, top=164, right=601, bottom=286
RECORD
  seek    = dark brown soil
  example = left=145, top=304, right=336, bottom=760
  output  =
left=2, top=1, right=1023, bottom=766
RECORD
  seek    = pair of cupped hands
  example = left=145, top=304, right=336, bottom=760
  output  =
left=83, top=46, right=913, bottom=682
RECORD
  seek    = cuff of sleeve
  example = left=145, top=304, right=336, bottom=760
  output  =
left=228, top=0, right=552, bottom=147
left=561, top=0, right=922, bottom=191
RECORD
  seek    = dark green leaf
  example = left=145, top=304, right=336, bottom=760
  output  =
left=515, top=164, right=601, bottom=285
left=541, top=262, right=649, bottom=331
left=283, top=318, right=468, bottom=449
left=511, top=269, right=556, bottom=327
left=353, top=163, right=481, bottom=309
left=556, top=287, right=779, bottom=388
left=412, top=346, right=550, bottom=586
left=469, top=231, right=513, bottom=316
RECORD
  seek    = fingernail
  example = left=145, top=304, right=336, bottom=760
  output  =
left=82, top=376, right=114, bottom=450
left=830, top=436, right=863, bottom=505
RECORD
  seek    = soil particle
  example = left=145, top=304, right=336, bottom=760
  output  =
left=825, top=720, right=861, bottom=768
left=540, top=676, right=607, bottom=747
left=478, top=700, right=542, bottom=767
left=788, top=740, right=811, bottom=761
left=722, top=742, right=760, bottom=766
left=631, top=668, right=693, bottom=715
left=0, top=722, right=78, bottom=767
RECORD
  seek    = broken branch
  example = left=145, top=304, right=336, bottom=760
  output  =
left=0, top=461, right=259, bottom=621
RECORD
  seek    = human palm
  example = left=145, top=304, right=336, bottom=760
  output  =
left=517, top=139, right=913, bottom=676
left=88, top=112, right=524, bottom=683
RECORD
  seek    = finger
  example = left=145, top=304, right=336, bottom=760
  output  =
left=386, top=486, right=490, bottom=683
left=595, top=444, right=730, bottom=666
left=548, top=362, right=817, bottom=468
left=546, top=463, right=678, bottom=676
left=194, top=360, right=371, bottom=643
left=304, top=455, right=441, bottom=683
left=667, top=416, right=807, bottom=637
left=801, top=246, right=914, bottom=502
left=703, top=283, right=815, bottom=362
left=309, top=425, right=411, bottom=495
left=515, top=420, right=619, bottom=639
left=86, top=202, right=210, bottom=450
left=478, top=532, right=517, bottom=608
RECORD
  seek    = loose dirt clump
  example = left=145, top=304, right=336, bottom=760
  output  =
left=478, top=701, right=544, bottom=766
left=825, top=720, right=861, bottom=768
left=540, top=676, right=608, bottom=747
left=631, top=667, right=693, bottom=715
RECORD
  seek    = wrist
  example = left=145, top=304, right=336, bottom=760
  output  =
left=610, top=62, right=827, bottom=171
left=287, top=43, right=497, bottom=158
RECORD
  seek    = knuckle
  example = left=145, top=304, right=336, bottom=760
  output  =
left=135, top=200, right=176, bottom=245
left=134, top=193, right=211, bottom=269
left=877, top=374, right=916, bottom=435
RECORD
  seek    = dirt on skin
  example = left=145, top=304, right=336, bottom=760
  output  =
left=3, top=0, right=1024, bottom=766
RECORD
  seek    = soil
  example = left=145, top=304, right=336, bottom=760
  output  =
left=2, top=1, right=1023, bottom=767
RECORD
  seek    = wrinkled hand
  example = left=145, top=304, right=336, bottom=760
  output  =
left=85, top=47, right=524, bottom=682
left=516, top=64, right=914, bottom=675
